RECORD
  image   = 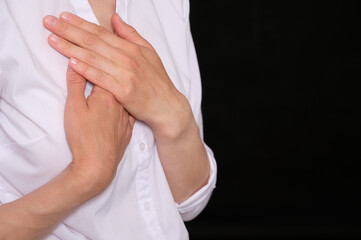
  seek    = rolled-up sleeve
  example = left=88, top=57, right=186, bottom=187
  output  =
left=175, top=18, right=217, bottom=221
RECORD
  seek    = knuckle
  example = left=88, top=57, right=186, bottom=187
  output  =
left=67, top=72, right=83, bottom=84
left=77, top=17, right=85, bottom=27
left=67, top=72, right=78, bottom=81
left=94, top=25, right=107, bottom=36
left=122, top=76, right=135, bottom=98
left=125, top=55, right=139, bottom=70
left=146, top=42, right=155, bottom=50
left=61, top=40, right=72, bottom=50
left=128, top=44, right=141, bottom=55
left=86, top=50, right=97, bottom=64
left=127, top=25, right=137, bottom=34
left=95, top=70, right=104, bottom=84
left=81, top=64, right=90, bottom=75
left=109, top=50, right=123, bottom=63
left=59, top=22, right=69, bottom=34
left=83, top=32, right=97, bottom=46
left=124, top=70, right=137, bottom=83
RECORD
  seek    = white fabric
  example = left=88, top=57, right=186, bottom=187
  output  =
left=0, top=0, right=217, bottom=239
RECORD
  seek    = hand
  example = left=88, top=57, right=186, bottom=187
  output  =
left=0, top=68, right=136, bottom=240
left=43, top=13, right=194, bottom=142
left=64, top=67, right=134, bottom=196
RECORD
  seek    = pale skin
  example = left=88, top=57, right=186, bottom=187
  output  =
left=0, top=1, right=210, bottom=239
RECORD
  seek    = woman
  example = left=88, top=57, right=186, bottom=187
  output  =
left=0, top=0, right=217, bottom=239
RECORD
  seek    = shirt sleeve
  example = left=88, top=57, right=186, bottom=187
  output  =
left=175, top=19, right=217, bottom=222
left=175, top=144, right=217, bottom=221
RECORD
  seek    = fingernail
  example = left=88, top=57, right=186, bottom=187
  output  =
left=70, top=58, right=79, bottom=65
left=44, top=15, right=57, bottom=26
left=50, top=34, right=60, bottom=43
left=60, top=12, right=72, bottom=22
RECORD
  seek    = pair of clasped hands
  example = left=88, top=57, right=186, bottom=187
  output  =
left=43, top=12, right=191, bottom=196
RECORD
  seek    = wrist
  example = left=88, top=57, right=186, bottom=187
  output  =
left=153, top=112, right=196, bottom=145
left=152, top=94, right=197, bottom=144
left=65, top=160, right=111, bottom=199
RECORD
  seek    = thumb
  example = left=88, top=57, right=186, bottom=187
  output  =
left=111, top=13, right=152, bottom=48
left=66, top=65, right=87, bottom=109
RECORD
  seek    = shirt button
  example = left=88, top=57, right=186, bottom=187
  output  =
left=139, top=142, right=146, bottom=151
left=144, top=202, right=151, bottom=211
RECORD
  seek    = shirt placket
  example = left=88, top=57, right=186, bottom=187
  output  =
left=133, top=122, right=166, bottom=240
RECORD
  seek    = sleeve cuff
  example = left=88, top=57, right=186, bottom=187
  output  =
left=175, top=144, right=217, bottom=221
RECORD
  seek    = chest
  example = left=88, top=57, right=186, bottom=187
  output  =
left=0, top=0, right=192, bottom=127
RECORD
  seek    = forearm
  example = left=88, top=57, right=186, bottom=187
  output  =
left=0, top=164, right=92, bottom=240
left=155, top=114, right=210, bottom=204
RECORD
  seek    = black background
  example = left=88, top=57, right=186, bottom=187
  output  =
left=185, top=1, right=360, bottom=239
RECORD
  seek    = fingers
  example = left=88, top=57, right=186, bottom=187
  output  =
left=59, top=12, right=121, bottom=47
left=111, top=13, right=153, bottom=49
left=48, top=33, right=118, bottom=77
left=44, top=15, right=119, bottom=60
left=68, top=57, right=119, bottom=100
left=59, top=12, right=134, bottom=50
left=44, top=14, right=136, bottom=57
left=66, top=66, right=87, bottom=109
left=69, top=61, right=135, bottom=130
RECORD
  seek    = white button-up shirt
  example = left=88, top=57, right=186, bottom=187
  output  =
left=0, top=0, right=217, bottom=239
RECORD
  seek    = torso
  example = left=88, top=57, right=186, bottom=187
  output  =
left=0, top=0, right=197, bottom=238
